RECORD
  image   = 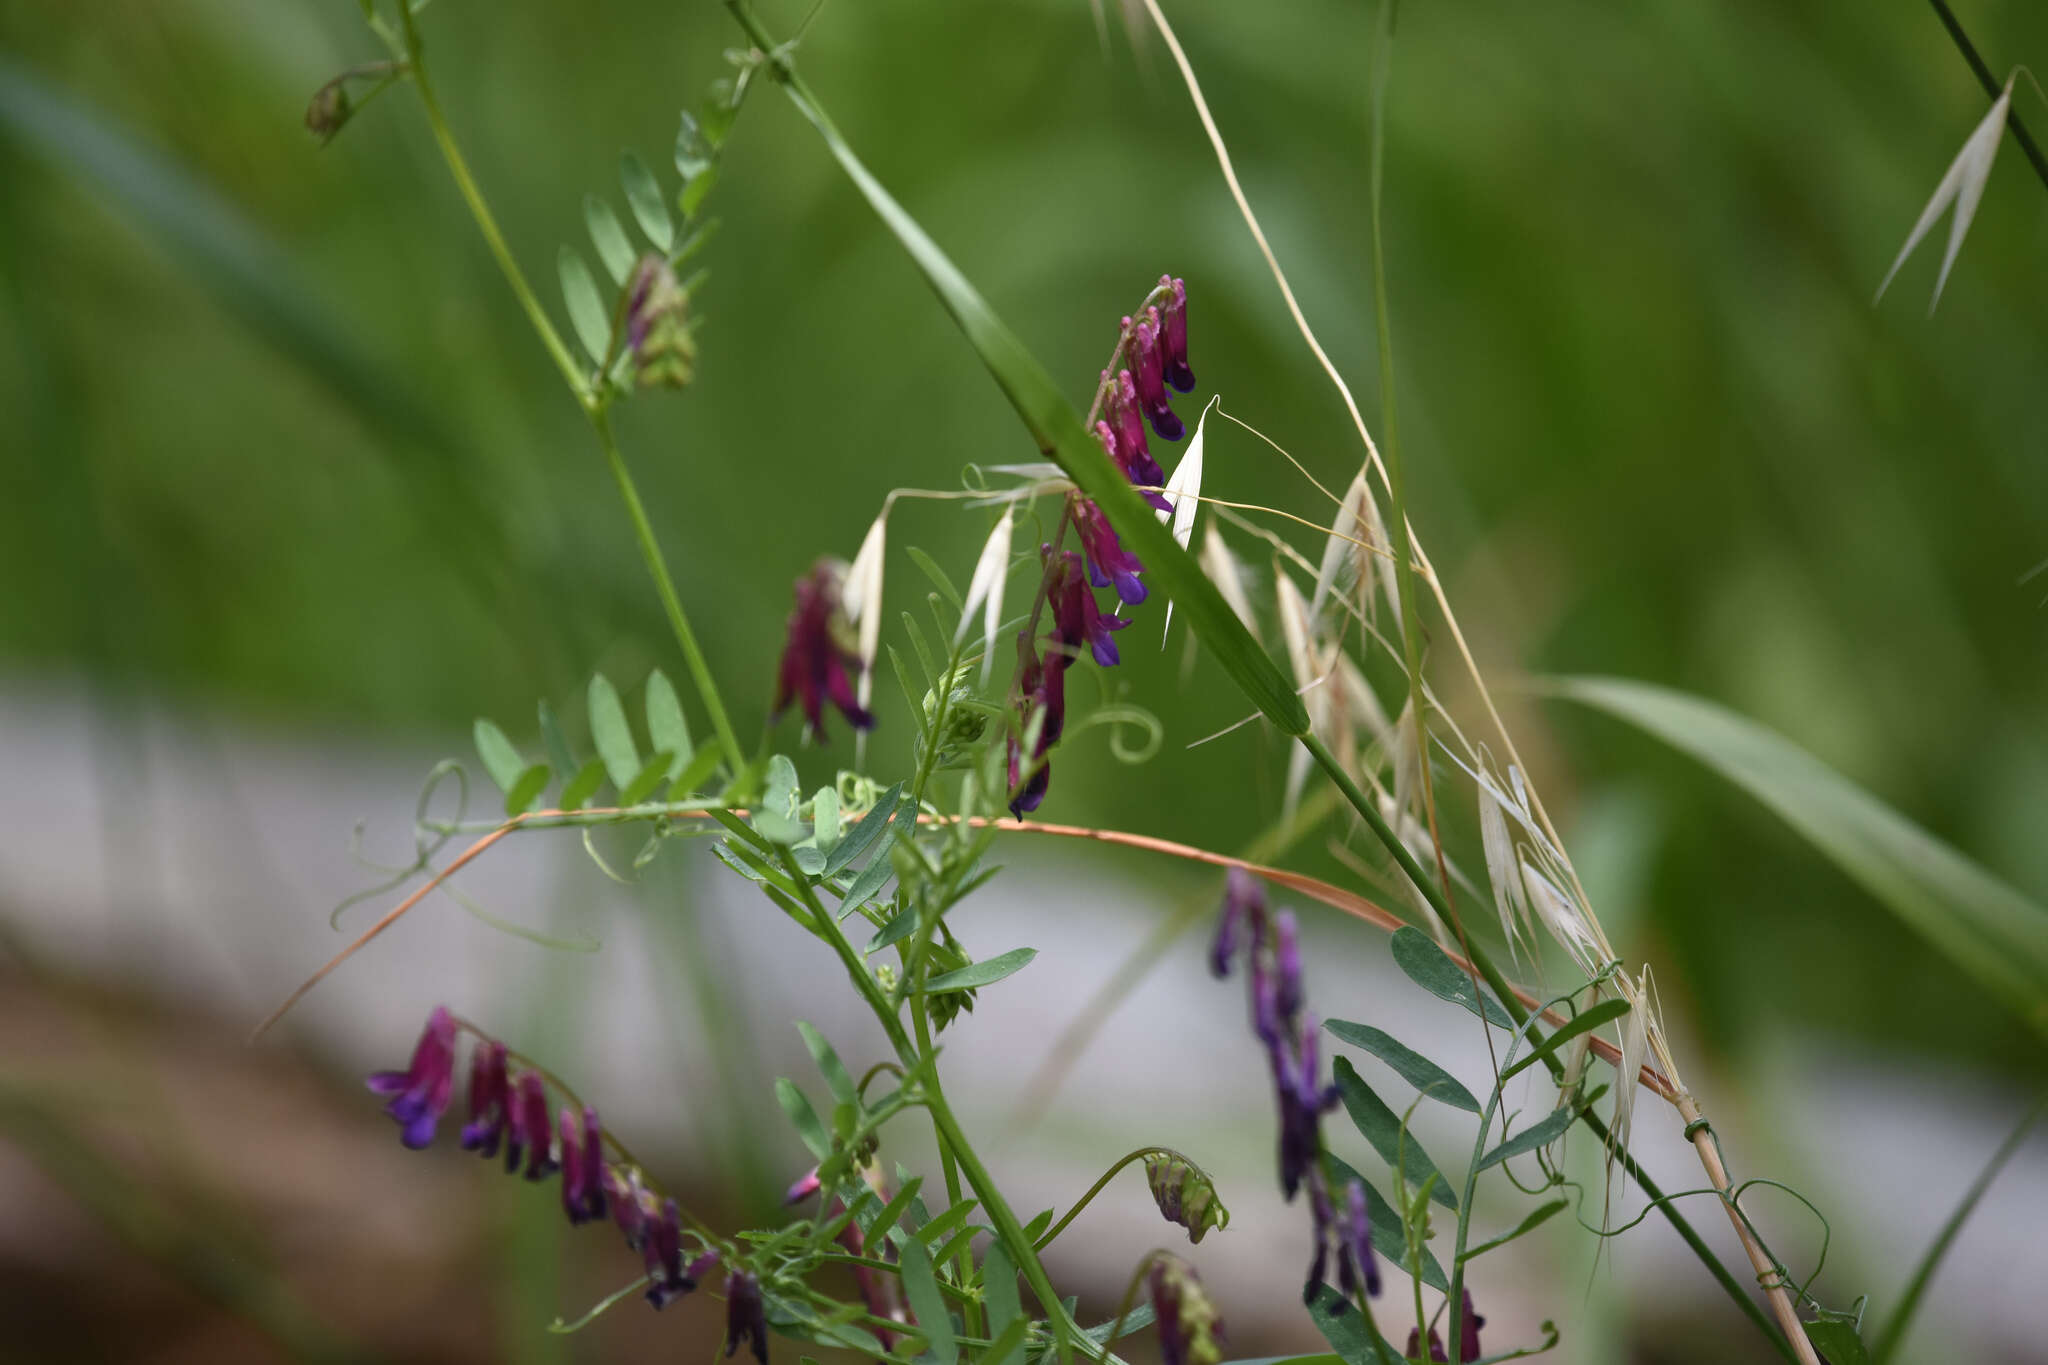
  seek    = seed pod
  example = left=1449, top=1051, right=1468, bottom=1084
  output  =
left=1143, top=1149, right=1230, bottom=1244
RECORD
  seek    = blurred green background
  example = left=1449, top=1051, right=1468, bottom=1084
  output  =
left=3, top=0, right=2047, bottom=1360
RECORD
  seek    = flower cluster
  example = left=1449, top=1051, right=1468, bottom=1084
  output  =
left=1008, top=276, right=1194, bottom=817
left=366, top=1008, right=767, bottom=1357
left=1405, top=1292, right=1483, bottom=1364
left=774, top=560, right=875, bottom=742
left=1211, top=871, right=1379, bottom=1309
left=1147, top=1255, right=1225, bottom=1365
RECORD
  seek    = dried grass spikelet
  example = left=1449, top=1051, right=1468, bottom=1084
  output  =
left=955, top=506, right=1015, bottom=686
left=842, top=511, right=888, bottom=712
left=1275, top=571, right=1328, bottom=823
left=1156, top=400, right=1212, bottom=642
left=1519, top=854, right=1603, bottom=977
left=1876, top=75, right=2014, bottom=314
left=1309, top=468, right=1370, bottom=622
left=1199, top=525, right=1261, bottom=642
left=1605, top=966, right=1654, bottom=1192
left=1476, top=769, right=1534, bottom=963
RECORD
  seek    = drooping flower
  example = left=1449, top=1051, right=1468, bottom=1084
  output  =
left=723, top=1270, right=769, bottom=1364
left=1143, top=1150, right=1231, bottom=1243
left=1147, top=1255, right=1224, bottom=1365
left=1158, top=275, right=1194, bottom=393
left=1072, top=498, right=1147, bottom=605
left=1103, top=377, right=1171, bottom=503
left=606, top=1165, right=652, bottom=1250
left=1047, top=550, right=1127, bottom=668
left=459, top=1039, right=510, bottom=1157
left=1337, top=1179, right=1381, bottom=1300
left=783, top=1166, right=822, bottom=1205
left=1406, top=1327, right=1450, bottom=1363
left=1006, top=648, right=1066, bottom=818
left=558, top=1106, right=608, bottom=1226
left=645, top=1200, right=717, bottom=1309
left=1456, top=1288, right=1485, bottom=1364
left=365, top=1006, right=458, bottom=1150
left=1210, top=868, right=1268, bottom=978
left=507, top=1069, right=559, bottom=1181
left=1274, top=910, right=1304, bottom=1023
left=1128, top=310, right=1185, bottom=441
left=773, top=560, right=876, bottom=741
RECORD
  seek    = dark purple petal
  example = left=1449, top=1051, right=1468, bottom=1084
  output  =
left=1457, top=1288, right=1484, bottom=1363
left=1274, top=910, right=1304, bottom=1023
left=1158, top=276, right=1194, bottom=393
left=460, top=1040, right=510, bottom=1156
left=1072, top=500, right=1147, bottom=605
left=367, top=1007, right=457, bottom=1150
left=723, top=1271, right=769, bottom=1364
left=1131, top=311, right=1185, bottom=441
left=774, top=561, right=874, bottom=741
left=1344, top=1180, right=1380, bottom=1298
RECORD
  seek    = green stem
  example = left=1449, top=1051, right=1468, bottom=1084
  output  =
left=1298, top=730, right=1796, bottom=1361
left=398, top=6, right=588, bottom=404
left=593, top=407, right=747, bottom=773
left=1033, top=1147, right=1175, bottom=1251
left=913, top=996, right=980, bottom=1339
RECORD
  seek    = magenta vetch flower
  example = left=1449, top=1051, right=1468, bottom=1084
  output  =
left=1339, top=1179, right=1381, bottom=1300
left=607, top=1165, right=651, bottom=1250
left=1048, top=549, right=1127, bottom=667
left=1006, top=650, right=1065, bottom=818
left=1072, top=499, right=1147, bottom=605
left=773, top=560, right=874, bottom=741
left=1274, top=910, right=1304, bottom=1022
left=1406, top=1327, right=1450, bottom=1363
left=1158, top=275, right=1194, bottom=393
left=783, top=1166, right=822, bottom=1205
left=1128, top=309, right=1186, bottom=441
left=508, top=1069, right=559, bottom=1180
left=459, top=1039, right=510, bottom=1156
left=1456, top=1288, right=1485, bottom=1363
left=1102, top=377, right=1172, bottom=506
left=558, top=1106, right=608, bottom=1226
left=1211, top=868, right=1268, bottom=979
left=365, top=1006, right=458, bottom=1149
left=645, top=1199, right=717, bottom=1309
left=723, top=1270, right=769, bottom=1364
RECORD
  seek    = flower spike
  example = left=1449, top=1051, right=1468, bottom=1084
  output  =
left=365, top=1007, right=458, bottom=1150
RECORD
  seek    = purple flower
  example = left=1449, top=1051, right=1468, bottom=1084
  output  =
left=1406, top=1328, right=1450, bottom=1363
left=783, top=1166, right=822, bottom=1205
left=773, top=561, right=875, bottom=741
left=1158, top=276, right=1194, bottom=393
left=1147, top=1256, right=1224, bottom=1365
left=1103, top=377, right=1172, bottom=505
left=1048, top=550, right=1127, bottom=668
left=833, top=1198, right=909, bottom=1347
left=1336, top=1179, right=1380, bottom=1300
left=723, top=1270, right=769, bottom=1364
left=1072, top=499, right=1147, bottom=604
left=365, top=1006, right=457, bottom=1150
left=1129, top=309, right=1185, bottom=441
left=558, top=1106, right=608, bottom=1225
left=1274, top=910, right=1304, bottom=1024
left=645, top=1200, right=717, bottom=1309
left=1456, top=1288, right=1484, bottom=1364
left=1210, top=869, right=1269, bottom=978
left=506, top=1070, right=559, bottom=1181
left=1304, top=1178, right=1334, bottom=1303
left=1007, top=649, right=1065, bottom=818
left=459, top=1039, right=509, bottom=1156
left=607, top=1165, right=651, bottom=1251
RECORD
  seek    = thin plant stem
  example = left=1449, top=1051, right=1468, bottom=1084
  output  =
left=1926, top=0, right=2048, bottom=195
left=592, top=407, right=747, bottom=773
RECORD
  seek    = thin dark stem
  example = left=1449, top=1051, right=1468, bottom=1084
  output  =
left=1926, top=0, right=2048, bottom=195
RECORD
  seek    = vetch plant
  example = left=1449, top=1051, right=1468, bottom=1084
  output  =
left=254, top=2, right=2048, bottom=1363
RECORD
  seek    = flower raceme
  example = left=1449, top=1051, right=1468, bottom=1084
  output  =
left=1005, top=275, right=1196, bottom=817
left=365, top=1009, right=721, bottom=1319
left=774, top=559, right=875, bottom=742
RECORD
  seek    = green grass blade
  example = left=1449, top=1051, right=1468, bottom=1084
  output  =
left=1547, top=676, right=2048, bottom=1035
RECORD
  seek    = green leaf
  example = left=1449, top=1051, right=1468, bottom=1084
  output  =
left=838, top=846, right=897, bottom=915
left=825, top=784, right=906, bottom=875
left=1325, top=1021, right=1480, bottom=1113
left=1083, top=1303, right=1154, bottom=1343
left=771, top=74, right=1307, bottom=735
left=1326, top=1154, right=1447, bottom=1292
left=775, top=1077, right=830, bottom=1161
left=1548, top=675, right=2048, bottom=1035
left=587, top=674, right=641, bottom=793
left=1501, top=999, right=1631, bottom=1083
left=1805, top=1320, right=1873, bottom=1365
left=755, top=754, right=804, bottom=845
left=472, top=719, right=526, bottom=793
left=537, top=699, right=578, bottom=784
left=1305, top=1284, right=1401, bottom=1365
left=1020, top=1208, right=1055, bottom=1243
left=896, top=1240, right=956, bottom=1365
left=583, top=194, right=636, bottom=285
left=1477, top=1102, right=1579, bottom=1171
left=982, top=1316, right=1030, bottom=1365
left=867, top=906, right=919, bottom=953
left=810, top=787, right=841, bottom=849
left=905, top=545, right=963, bottom=613
left=796, top=1022, right=858, bottom=1109
left=619, top=150, right=673, bottom=252
left=1331, top=1058, right=1456, bottom=1210
left=924, top=948, right=1036, bottom=994
left=909, top=1198, right=980, bottom=1248
left=620, top=752, right=674, bottom=805
left=982, top=1243, right=1021, bottom=1334
left=1389, top=927, right=1514, bottom=1028
left=674, top=110, right=712, bottom=180
left=643, top=668, right=693, bottom=779
left=861, top=1176, right=924, bottom=1247
left=1458, top=1198, right=1567, bottom=1262
left=560, top=757, right=608, bottom=810
left=680, top=164, right=720, bottom=220
left=671, top=737, right=725, bottom=796
left=557, top=244, right=610, bottom=365
left=505, top=763, right=551, bottom=817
